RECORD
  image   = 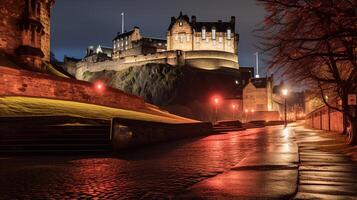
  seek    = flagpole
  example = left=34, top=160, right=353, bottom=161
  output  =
left=121, top=12, right=125, bottom=33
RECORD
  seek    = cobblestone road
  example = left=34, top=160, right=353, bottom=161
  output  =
left=0, top=126, right=284, bottom=199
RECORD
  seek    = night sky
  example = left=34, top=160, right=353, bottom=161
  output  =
left=51, top=0, right=267, bottom=74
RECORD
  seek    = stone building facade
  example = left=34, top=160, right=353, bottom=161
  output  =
left=167, top=12, right=238, bottom=55
left=243, top=77, right=274, bottom=112
left=75, top=13, right=241, bottom=78
left=0, top=0, right=54, bottom=71
left=112, top=27, right=167, bottom=59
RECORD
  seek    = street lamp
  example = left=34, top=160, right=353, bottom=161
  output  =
left=94, top=81, right=106, bottom=93
left=281, top=88, right=288, bottom=127
left=244, top=109, right=249, bottom=122
left=212, top=96, right=221, bottom=123
left=231, top=104, right=237, bottom=120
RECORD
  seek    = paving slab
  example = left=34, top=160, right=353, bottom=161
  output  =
left=300, top=156, right=351, bottom=163
left=299, top=180, right=355, bottom=186
left=182, top=169, right=298, bottom=200
left=294, top=192, right=357, bottom=200
left=298, top=185, right=357, bottom=196
left=232, top=152, right=298, bottom=169
left=299, top=165, right=357, bottom=173
left=261, top=143, right=299, bottom=154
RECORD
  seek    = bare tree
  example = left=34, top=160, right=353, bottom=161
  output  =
left=257, top=0, right=357, bottom=144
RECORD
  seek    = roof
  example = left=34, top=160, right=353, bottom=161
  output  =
left=168, top=12, right=235, bottom=32
left=113, top=30, right=135, bottom=41
left=251, top=78, right=269, bottom=88
left=99, top=46, right=113, bottom=51
left=142, top=37, right=167, bottom=43
left=193, top=22, right=234, bottom=32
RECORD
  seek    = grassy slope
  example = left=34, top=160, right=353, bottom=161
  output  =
left=0, top=96, right=197, bottom=124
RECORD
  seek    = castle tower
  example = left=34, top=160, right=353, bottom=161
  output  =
left=0, top=0, right=55, bottom=71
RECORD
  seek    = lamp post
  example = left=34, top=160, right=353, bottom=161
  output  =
left=232, top=104, right=237, bottom=120
left=282, top=89, right=288, bottom=127
left=245, top=109, right=249, bottom=122
left=213, top=96, right=220, bottom=123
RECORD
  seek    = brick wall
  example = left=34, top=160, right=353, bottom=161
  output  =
left=0, top=66, right=146, bottom=110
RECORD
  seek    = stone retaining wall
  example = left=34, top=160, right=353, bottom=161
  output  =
left=75, top=50, right=239, bottom=79
left=0, top=66, right=146, bottom=111
left=111, top=118, right=213, bottom=150
left=305, top=106, right=343, bottom=132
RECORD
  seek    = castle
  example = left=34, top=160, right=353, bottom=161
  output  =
left=0, top=0, right=54, bottom=71
left=76, top=12, right=240, bottom=79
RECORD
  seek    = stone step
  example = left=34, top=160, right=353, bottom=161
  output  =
left=294, top=192, right=357, bottom=200
left=0, top=138, right=110, bottom=145
left=299, top=165, right=357, bottom=173
left=298, top=185, right=357, bottom=196
left=299, top=171, right=357, bottom=183
left=0, top=143, right=112, bottom=153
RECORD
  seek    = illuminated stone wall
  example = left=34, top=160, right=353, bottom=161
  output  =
left=243, top=82, right=270, bottom=112
left=0, top=0, right=54, bottom=70
left=75, top=50, right=239, bottom=79
left=0, top=66, right=146, bottom=111
left=167, top=16, right=238, bottom=56
left=0, top=0, right=24, bottom=57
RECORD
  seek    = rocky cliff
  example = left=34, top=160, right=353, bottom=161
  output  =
left=82, top=63, right=245, bottom=121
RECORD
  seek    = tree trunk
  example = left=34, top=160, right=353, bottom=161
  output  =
left=345, top=116, right=357, bottom=145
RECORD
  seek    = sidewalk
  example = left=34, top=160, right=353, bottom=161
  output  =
left=292, top=125, right=357, bottom=199
left=179, top=126, right=300, bottom=199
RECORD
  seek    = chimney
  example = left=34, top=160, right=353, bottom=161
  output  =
left=191, top=15, right=196, bottom=24
left=231, top=16, right=236, bottom=24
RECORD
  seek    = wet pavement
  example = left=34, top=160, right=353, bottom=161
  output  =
left=293, top=126, right=357, bottom=200
left=0, top=126, right=289, bottom=199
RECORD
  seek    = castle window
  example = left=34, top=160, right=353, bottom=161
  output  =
left=228, top=41, right=231, bottom=46
left=202, top=27, right=206, bottom=39
left=180, top=34, right=185, bottom=43
left=186, top=35, right=190, bottom=42
left=179, top=21, right=183, bottom=27
left=175, top=34, right=178, bottom=41
left=212, top=27, right=216, bottom=40
left=219, top=37, right=223, bottom=43
left=227, top=28, right=232, bottom=40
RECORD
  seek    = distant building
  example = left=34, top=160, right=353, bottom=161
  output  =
left=112, top=27, right=167, bottom=59
left=167, top=12, right=238, bottom=54
left=75, top=12, right=241, bottom=79
left=0, top=0, right=55, bottom=71
left=83, top=45, right=113, bottom=63
left=242, top=76, right=287, bottom=121
left=243, top=76, right=274, bottom=112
